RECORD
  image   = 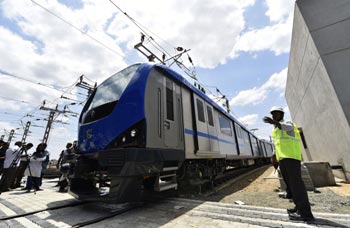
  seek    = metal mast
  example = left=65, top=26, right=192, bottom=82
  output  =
left=7, top=129, right=15, bottom=143
left=21, top=121, right=31, bottom=144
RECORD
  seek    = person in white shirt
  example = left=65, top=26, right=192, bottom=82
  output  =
left=24, top=143, right=48, bottom=192
left=0, top=142, right=33, bottom=193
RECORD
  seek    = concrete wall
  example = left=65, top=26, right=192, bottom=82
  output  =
left=286, top=0, right=350, bottom=179
left=297, top=0, right=350, bottom=125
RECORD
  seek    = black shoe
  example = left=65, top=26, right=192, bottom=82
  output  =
left=289, top=212, right=315, bottom=222
left=287, top=207, right=297, bottom=214
left=35, top=189, right=43, bottom=191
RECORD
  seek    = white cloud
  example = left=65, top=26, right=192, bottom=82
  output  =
left=0, top=0, right=126, bottom=86
left=105, top=0, right=254, bottom=68
left=230, top=68, right=287, bottom=106
left=231, top=0, right=294, bottom=57
left=230, top=87, right=267, bottom=106
left=0, top=122, right=17, bottom=133
left=238, top=0, right=256, bottom=8
left=232, top=14, right=292, bottom=56
left=0, top=73, right=62, bottom=111
left=238, top=114, right=258, bottom=126
left=264, top=0, right=295, bottom=22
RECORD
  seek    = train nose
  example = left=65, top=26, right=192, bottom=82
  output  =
left=86, top=129, right=93, bottom=139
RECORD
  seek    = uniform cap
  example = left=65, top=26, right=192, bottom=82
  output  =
left=270, top=106, right=284, bottom=114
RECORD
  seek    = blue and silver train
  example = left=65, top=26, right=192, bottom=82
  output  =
left=69, top=63, right=273, bottom=202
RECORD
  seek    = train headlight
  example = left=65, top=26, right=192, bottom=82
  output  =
left=108, top=119, right=146, bottom=149
left=130, top=129, right=137, bottom=137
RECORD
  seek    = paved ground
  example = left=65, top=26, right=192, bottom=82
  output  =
left=189, top=166, right=350, bottom=214
left=0, top=177, right=349, bottom=227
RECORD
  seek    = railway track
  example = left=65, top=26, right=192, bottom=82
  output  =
left=1, top=177, right=349, bottom=228
left=0, top=166, right=270, bottom=227
left=0, top=199, right=144, bottom=228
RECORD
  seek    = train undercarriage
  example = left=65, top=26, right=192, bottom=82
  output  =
left=69, top=149, right=269, bottom=202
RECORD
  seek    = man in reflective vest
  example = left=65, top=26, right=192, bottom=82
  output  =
left=263, top=106, right=314, bottom=222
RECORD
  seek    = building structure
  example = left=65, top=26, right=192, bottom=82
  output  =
left=286, top=0, right=350, bottom=180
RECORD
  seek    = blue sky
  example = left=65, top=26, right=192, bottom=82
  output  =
left=0, top=0, right=295, bottom=158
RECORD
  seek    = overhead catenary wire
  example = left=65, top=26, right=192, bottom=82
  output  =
left=109, top=0, right=173, bottom=58
left=109, top=0, right=197, bottom=81
left=1, top=69, right=88, bottom=102
left=0, top=96, right=37, bottom=106
left=0, top=112, right=24, bottom=117
left=0, top=74, right=89, bottom=137
left=0, top=70, right=66, bottom=93
left=31, top=0, right=130, bottom=62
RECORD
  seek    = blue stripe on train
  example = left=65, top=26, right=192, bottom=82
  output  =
left=184, top=128, right=236, bottom=145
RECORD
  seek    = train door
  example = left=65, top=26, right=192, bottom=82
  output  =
left=206, top=105, right=219, bottom=152
left=193, top=94, right=210, bottom=152
left=163, top=77, right=182, bottom=148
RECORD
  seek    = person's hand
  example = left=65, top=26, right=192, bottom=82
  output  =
left=263, top=116, right=274, bottom=124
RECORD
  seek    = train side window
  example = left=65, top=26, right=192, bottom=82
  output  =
left=166, top=78, right=174, bottom=121
left=219, top=114, right=232, bottom=136
left=207, top=106, right=214, bottom=126
left=242, top=129, right=249, bottom=143
left=235, top=123, right=242, bottom=138
left=196, top=99, right=205, bottom=122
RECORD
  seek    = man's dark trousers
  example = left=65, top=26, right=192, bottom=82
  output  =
left=279, top=158, right=313, bottom=217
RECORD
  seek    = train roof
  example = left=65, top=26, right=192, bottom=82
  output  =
left=146, top=63, right=259, bottom=138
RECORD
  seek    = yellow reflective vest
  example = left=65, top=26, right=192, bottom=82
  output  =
left=272, top=120, right=302, bottom=161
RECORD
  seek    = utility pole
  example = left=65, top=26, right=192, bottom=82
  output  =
left=76, top=75, right=97, bottom=97
left=21, top=121, right=31, bottom=144
left=40, top=103, right=76, bottom=144
left=7, top=129, right=15, bottom=144
left=42, top=111, right=55, bottom=144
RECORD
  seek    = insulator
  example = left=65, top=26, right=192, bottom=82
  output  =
left=176, top=47, right=184, bottom=51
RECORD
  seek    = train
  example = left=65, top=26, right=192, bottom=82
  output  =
left=69, top=63, right=274, bottom=202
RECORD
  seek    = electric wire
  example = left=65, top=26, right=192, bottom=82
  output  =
left=1, top=70, right=66, bottom=93
left=0, top=96, right=37, bottom=106
left=108, top=0, right=197, bottom=81
left=109, top=0, right=173, bottom=58
left=31, top=0, right=130, bottom=62
left=1, top=70, right=90, bottom=101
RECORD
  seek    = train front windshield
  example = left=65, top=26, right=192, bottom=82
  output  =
left=81, top=64, right=140, bottom=124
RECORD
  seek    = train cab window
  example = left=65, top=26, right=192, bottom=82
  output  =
left=219, top=114, right=232, bottom=136
left=196, top=99, right=205, bottom=122
left=81, top=64, right=140, bottom=124
left=207, top=106, right=214, bottom=126
left=166, top=78, right=174, bottom=121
